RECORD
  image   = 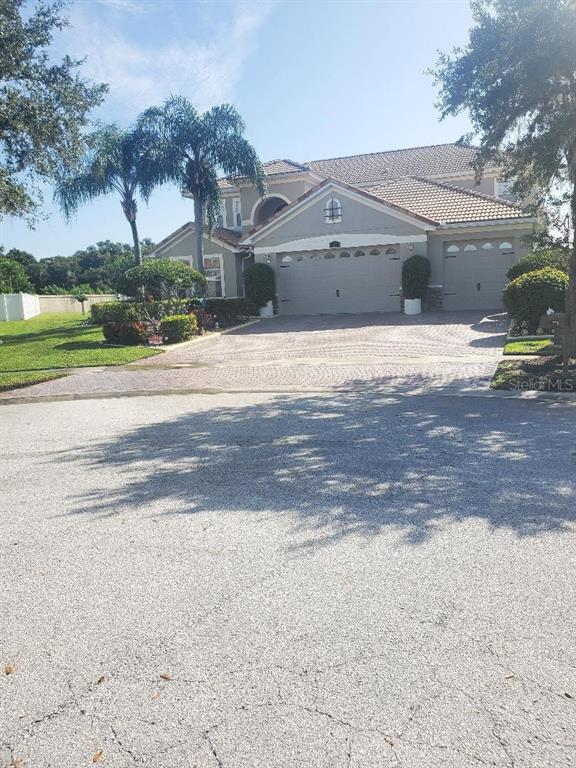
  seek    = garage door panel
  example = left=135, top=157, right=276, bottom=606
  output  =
left=277, top=250, right=401, bottom=315
left=443, top=245, right=516, bottom=311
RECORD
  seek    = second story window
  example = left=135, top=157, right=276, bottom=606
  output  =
left=233, top=197, right=242, bottom=228
left=324, top=197, right=342, bottom=223
left=217, top=201, right=226, bottom=228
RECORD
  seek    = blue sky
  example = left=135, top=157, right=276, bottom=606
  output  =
left=1, top=0, right=474, bottom=260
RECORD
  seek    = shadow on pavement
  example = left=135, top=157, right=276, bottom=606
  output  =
left=62, top=391, right=576, bottom=547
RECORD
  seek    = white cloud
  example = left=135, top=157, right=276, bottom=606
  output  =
left=65, top=1, right=275, bottom=118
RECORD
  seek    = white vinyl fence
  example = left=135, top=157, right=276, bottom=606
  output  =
left=0, top=293, right=41, bottom=321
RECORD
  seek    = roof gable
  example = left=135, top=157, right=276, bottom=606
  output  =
left=152, top=223, right=240, bottom=255
left=241, top=179, right=435, bottom=247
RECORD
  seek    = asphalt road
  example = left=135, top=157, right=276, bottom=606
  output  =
left=1, top=391, right=576, bottom=767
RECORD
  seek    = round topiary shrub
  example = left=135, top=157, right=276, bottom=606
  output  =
left=159, top=313, right=198, bottom=343
left=506, top=249, right=568, bottom=281
left=102, top=321, right=148, bottom=346
left=502, top=267, right=568, bottom=333
left=402, top=255, right=431, bottom=300
left=243, top=263, right=276, bottom=308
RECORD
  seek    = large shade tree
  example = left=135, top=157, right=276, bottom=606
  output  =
left=54, top=125, right=151, bottom=265
left=431, top=0, right=576, bottom=369
left=0, top=0, right=107, bottom=220
left=138, top=97, right=265, bottom=274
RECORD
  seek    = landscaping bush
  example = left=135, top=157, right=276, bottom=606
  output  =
left=91, top=301, right=140, bottom=325
left=204, top=297, right=258, bottom=325
left=102, top=321, right=148, bottom=346
left=190, top=307, right=217, bottom=333
left=160, top=313, right=198, bottom=343
left=502, top=267, right=568, bottom=333
left=243, top=263, right=275, bottom=308
left=506, top=249, right=568, bottom=281
left=125, top=260, right=206, bottom=303
left=402, top=255, right=431, bottom=299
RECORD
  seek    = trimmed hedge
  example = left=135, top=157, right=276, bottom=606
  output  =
left=160, top=314, right=198, bottom=343
left=91, top=301, right=139, bottom=324
left=204, top=297, right=258, bottom=325
left=243, top=263, right=275, bottom=308
left=102, top=321, right=148, bottom=346
left=506, top=250, right=568, bottom=281
left=402, top=255, right=431, bottom=300
left=503, top=267, right=568, bottom=333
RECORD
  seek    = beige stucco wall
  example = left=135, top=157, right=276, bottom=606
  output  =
left=38, top=294, right=117, bottom=314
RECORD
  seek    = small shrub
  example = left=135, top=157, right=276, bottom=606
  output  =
left=503, top=267, right=568, bottom=333
left=160, top=314, right=198, bottom=343
left=507, top=249, right=568, bottom=281
left=190, top=307, right=217, bottom=332
left=102, top=321, right=148, bottom=345
left=91, top=301, right=140, bottom=324
left=402, top=255, right=431, bottom=300
left=243, top=263, right=275, bottom=308
left=204, top=297, right=258, bottom=326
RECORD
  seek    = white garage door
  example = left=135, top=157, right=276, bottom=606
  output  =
left=443, top=239, right=516, bottom=311
left=277, top=247, right=402, bottom=315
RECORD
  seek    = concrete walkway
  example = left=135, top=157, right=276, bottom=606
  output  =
left=1, top=311, right=507, bottom=402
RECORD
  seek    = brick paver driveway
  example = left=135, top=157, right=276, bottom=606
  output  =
left=0, top=311, right=507, bottom=401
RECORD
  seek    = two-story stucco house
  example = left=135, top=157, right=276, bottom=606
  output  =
left=150, top=143, right=537, bottom=315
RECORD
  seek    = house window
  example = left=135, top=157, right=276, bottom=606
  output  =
left=324, top=197, right=342, bottom=223
left=217, top=200, right=227, bottom=228
left=499, top=242, right=514, bottom=250
left=204, top=255, right=224, bottom=297
left=497, top=179, right=516, bottom=198
left=446, top=245, right=460, bottom=253
left=281, top=255, right=293, bottom=263
left=233, top=197, right=242, bottom=228
left=385, top=247, right=397, bottom=256
left=324, top=251, right=336, bottom=259
left=464, top=244, right=477, bottom=251
left=369, top=248, right=381, bottom=256
left=354, top=250, right=365, bottom=258
left=339, top=251, right=351, bottom=258
left=482, top=242, right=494, bottom=250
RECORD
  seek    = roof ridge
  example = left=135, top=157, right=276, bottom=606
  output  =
left=412, top=175, right=525, bottom=210
left=308, top=142, right=475, bottom=165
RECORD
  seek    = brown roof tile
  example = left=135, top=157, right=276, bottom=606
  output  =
left=366, top=176, right=530, bottom=224
left=308, top=143, right=482, bottom=185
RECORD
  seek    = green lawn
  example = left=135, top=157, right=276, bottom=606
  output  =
left=0, top=314, right=161, bottom=387
left=0, top=370, right=67, bottom=393
left=504, top=339, right=555, bottom=355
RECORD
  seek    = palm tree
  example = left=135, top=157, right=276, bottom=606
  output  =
left=54, top=125, right=149, bottom=265
left=137, top=97, right=265, bottom=274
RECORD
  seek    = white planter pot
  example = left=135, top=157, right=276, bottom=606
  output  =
left=404, top=298, right=422, bottom=316
left=259, top=300, right=274, bottom=318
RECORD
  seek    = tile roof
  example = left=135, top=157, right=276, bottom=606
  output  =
left=152, top=222, right=241, bottom=254
left=218, top=159, right=309, bottom=190
left=308, top=143, right=482, bottom=185
left=366, top=176, right=530, bottom=224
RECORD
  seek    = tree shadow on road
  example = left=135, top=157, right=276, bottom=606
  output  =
left=62, top=392, right=576, bottom=548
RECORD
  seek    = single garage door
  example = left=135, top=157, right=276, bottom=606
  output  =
left=443, top=239, right=516, bottom=311
left=277, top=247, right=402, bottom=315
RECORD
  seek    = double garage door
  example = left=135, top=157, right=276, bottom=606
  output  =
left=443, top=240, right=516, bottom=311
left=277, top=248, right=402, bottom=315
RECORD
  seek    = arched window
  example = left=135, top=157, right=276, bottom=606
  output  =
left=354, top=250, right=365, bottom=258
left=385, top=247, right=397, bottom=255
left=339, top=251, right=351, bottom=258
left=499, top=242, right=513, bottom=250
left=309, top=253, right=320, bottom=260
left=280, top=255, right=293, bottom=263
left=446, top=244, right=460, bottom=253
left=296, top=255, right=305, bottom=261
left=324, top=251, right=336, bottom=259
left=369, top=248, right=381, bottom=256
left=464, top=244, right=477, bottom=251
left=482, top=242, right=494, bottom=250
left=324, top=197, right=342, bottom=223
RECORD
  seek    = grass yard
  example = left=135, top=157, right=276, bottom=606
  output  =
left=0, top=313, right=161, bottom=390
left=503, top=339, right=555, bottom=355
